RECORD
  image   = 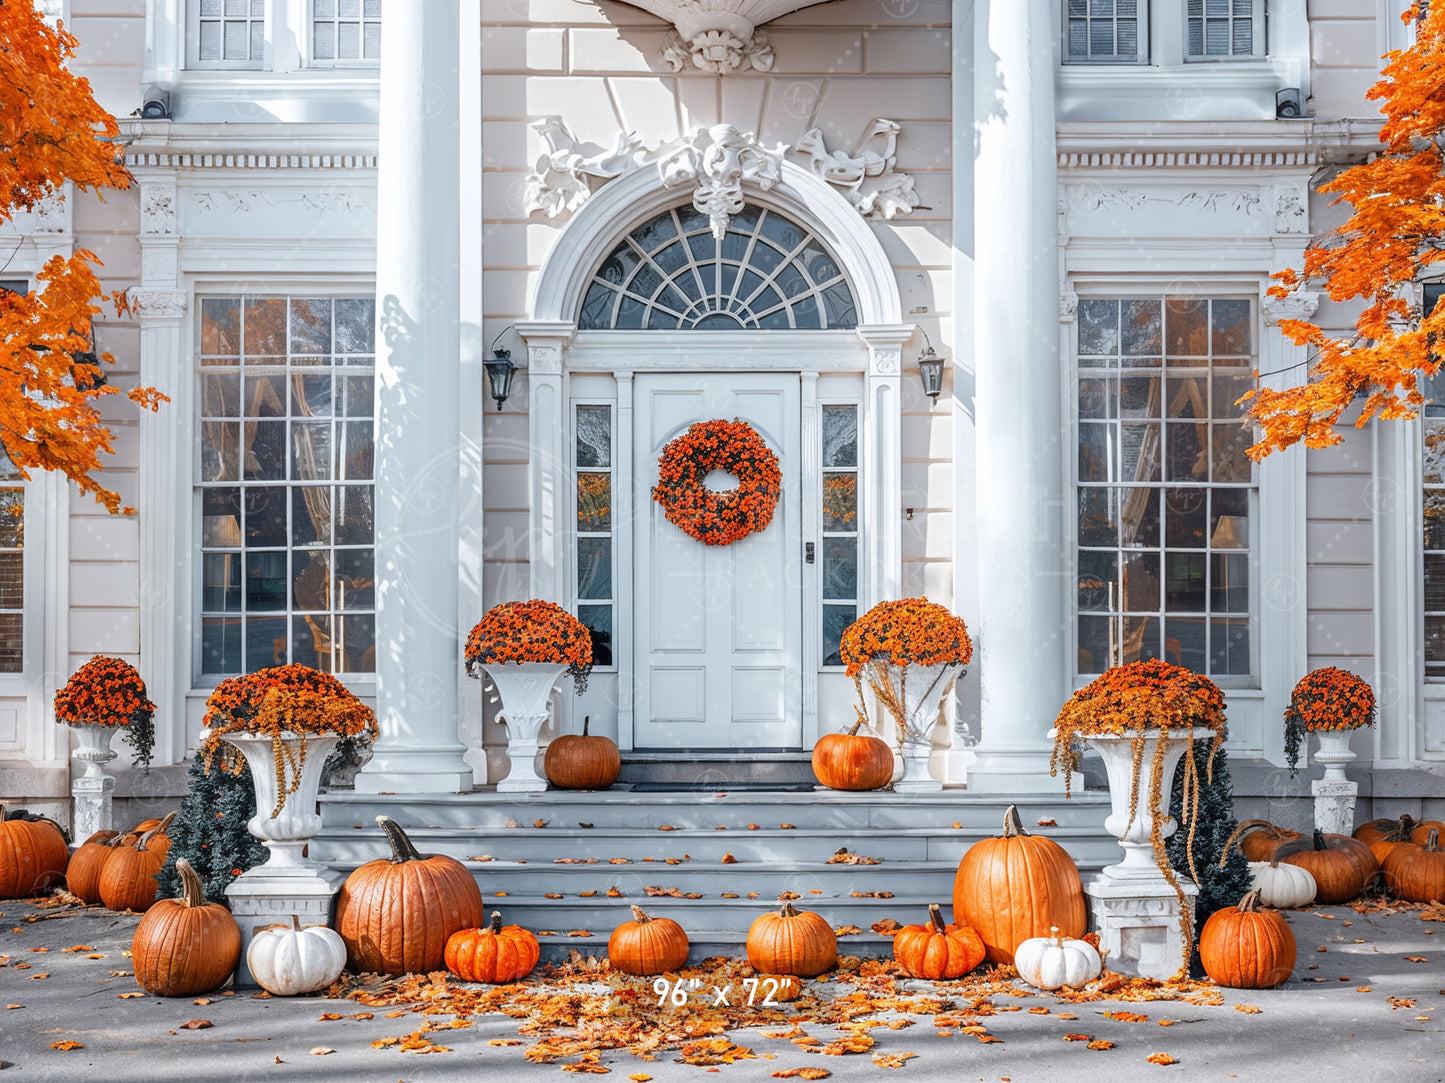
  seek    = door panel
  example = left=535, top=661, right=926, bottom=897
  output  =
left=633, top=373, right=802, bottom=748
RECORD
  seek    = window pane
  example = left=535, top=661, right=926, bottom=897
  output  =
left=576, top=405, right=610, bottom=468
left=578, top=473, right=611, bottom=532
left=823, top=605, right=855, bottom=668
left=822, top=406, right=858, bottom=467
left=202, top=552, right=241, bottom=612
left=0, top=552, right=21, bottom=609
left=246, top=614, right=284, bottom=671
left=1165, top=551, right=1206, bottom=611
left=822, top=537, right=857, bottom=601
left=577, top=537, right=612, bottom=600
left=1078, top=550, right=1116, bottom=612
left=337, top=613, right=375, bottom=672
left=202, top=616, right=242, bottom=673
left=822, top=472, right=857, bottom=530
left=579, top=604, right=613, bottom=667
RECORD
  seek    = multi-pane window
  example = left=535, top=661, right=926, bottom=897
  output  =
left=197, top=296, right=376, bottom=677
left=575, top=405, right=614, bottom=668
left=312, top=0, right=381, bottom=63
left=1066, top=0, right=1146, bottom=63
left=0, top=445, right=21, bottom=674
left=1422, top=283, right=1445, bottom=678
left=821, top=406, right=859, bottom=667
left=195, top=0, right=265, bottom=68
left=578, top=203, right=858, bottom=331
left=1075, top=297, right=1256, bottom=679
left=1185, top=0, right=1264, bottom=59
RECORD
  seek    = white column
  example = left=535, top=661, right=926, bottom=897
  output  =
left=357, top=0, right=472, bottom=792
left=516, top=320, right=575, bottom=606
left=855, top=325, right=910, bottom=607
left=967, top=0, right=1068, bottom=791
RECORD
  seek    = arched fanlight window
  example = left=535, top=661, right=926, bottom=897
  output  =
left=577, top=203, right=858, bottom=330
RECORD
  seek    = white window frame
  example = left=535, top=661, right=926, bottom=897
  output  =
left=308, top=0, right=383, bottom=68
left=570, top=399, right=618, bottom=675
left=819, top=401, right=862, bottom=670
left=1183, top=0, right=1268, bottom=62
left=1063, top=0, right=1151, bottom=65
left=187, top=0, right=267, bottom=71
left=1064, top=275, right=1305, bottom=757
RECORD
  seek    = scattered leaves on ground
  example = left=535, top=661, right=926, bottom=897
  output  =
left=1234, top=1005, right=1261, bottom=1014
left=50, top=1041, right=83, bottom=1051
left=1146, top=1052, right=1178, bottom=1065
left=180, top=1019, right=213, bottom=1029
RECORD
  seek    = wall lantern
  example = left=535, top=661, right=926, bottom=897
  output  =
left=483, top=348, right=516, bottom=411
left=917, top=338, right=945, bottom=403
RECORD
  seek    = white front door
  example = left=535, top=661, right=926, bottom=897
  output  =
left=633, top=373, right=803, bottom=748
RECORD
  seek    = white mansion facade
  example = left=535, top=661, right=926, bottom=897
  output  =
left=2, top=0, right=1441, bottom=823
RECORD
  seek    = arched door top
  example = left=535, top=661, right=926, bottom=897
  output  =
left=529, top=158, right=904, bottom=328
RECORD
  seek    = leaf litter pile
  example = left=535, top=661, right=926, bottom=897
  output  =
left=329, top=953, right=1227, bottom=1070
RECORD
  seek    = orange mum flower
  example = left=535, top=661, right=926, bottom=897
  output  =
left=1283, top=666, right=1375, bottom=775
left=465, top=599, right=593, bottom=693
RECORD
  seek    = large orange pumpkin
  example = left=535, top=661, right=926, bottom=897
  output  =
left=811, top=715, right=894, bottom=792
left=544, top=716, right=620, bottom=790
left=0, top=805, right=68, bottom=898
left=1223, top=819, right=1304, bottom=863
left=131, top=858, right=240, bottom=997
left=746, top=901, right=837, bottom=978
left=1411, top=819, right=1445, bottom=846
left=99, top=811, right=176, bottom=912
left=1354, top=814, right=1419, bottom=848
left=1383, top=828, right=1445, bottom=903
left=608, top=905, right=691, bottom=976
left=1276, top=829, right=1377, bottom=905
left=335, top=816, right=486, bottom=975
left=65, top=829, right=120, bottom=904
left=892, top=903, right=986, bottom=980
left=446, top=911, right=540, bottom=983
left=952, top=804, right=1086, bottom=965
left=1198, top=889, right=1296, bottom=989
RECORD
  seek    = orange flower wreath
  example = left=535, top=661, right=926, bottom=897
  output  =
left=651, top=418, right=782, bottom=546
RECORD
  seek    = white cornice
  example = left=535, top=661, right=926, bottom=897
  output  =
left=119, top=121, right=377, bottom=170
left=1055, top=119, right=1383, bottom=169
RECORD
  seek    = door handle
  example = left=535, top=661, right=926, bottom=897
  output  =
left=805, top=542, right=815, bottom=564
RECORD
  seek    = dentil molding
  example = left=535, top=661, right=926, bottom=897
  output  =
left=612, top=0, right=836, bottom=74
left=525, top=116, right=920, bottom=233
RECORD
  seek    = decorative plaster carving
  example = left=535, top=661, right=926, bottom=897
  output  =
left=126, top=287, right=188, bottom=320
left=191, top=189, right=375, bottom=215
left=1178, top=189, right=1262, bottom=215
left=794, top=118, right=920, bottom=219
left=523, top=118, right=918, bottom=231
left=141, top=246, right=178, bottom=285
left=867, top=348, right=901, bottom=377
left=1058, top=150, right=1318, bottom=170
left=615, top=0, right=833, bottom=74
left=29, top=191, right=67, bottom=233
left=140, top=184, right=176, bottom=235
left=524, top=117, right=652, bottom=218
left=527, top=345, right=564, bottom=376
left=662, top=28, right=774, bottom=73
left=1059, top=290, right=1079, bottom=323
left=1272, top=181, right=1308, bottom=234
left=1260, top=287, right=1319, bottom=326
left=1068, top=183, right=1267, bottom=218
left=658, top=124, right=786, bottom=239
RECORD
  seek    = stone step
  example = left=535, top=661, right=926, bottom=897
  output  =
left=617, top=750, right=817, bottom=788
left=313, top=825, right=1121, bottom=867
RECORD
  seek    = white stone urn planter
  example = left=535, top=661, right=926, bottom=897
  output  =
left=889, top=662, right=958, bottom=793
left=1085, top=728, right=1212, bottom=879
left=210, top=730, right=341, bottom=871
left=70, top=723, right=120, bottom=837
left=483, top=662, right=568, bottom=793
left=1310, top=728, right=1360, bottom=835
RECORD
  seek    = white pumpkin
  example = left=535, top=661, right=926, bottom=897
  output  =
left=246, top=916, right=347, bottom=996
left=1013, top=925, right=1103, bottom=990
left=1248, top=858, right=1317, bottom=909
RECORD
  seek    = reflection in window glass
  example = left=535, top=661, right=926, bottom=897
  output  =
left=1075, top=296, right=1256, bottom=679
left=822, top=406, right=859, bottom=667
left=198, top=296, right=376, bottom=676
left=0, top=443, right=20, bottom=672
left=1422, top=281, right=1445, bottom=679
left=577, top=405, right=614, bottom=667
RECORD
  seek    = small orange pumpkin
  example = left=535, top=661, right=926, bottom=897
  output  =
left=1199, top=889, right=1296, bottom=989
left=892, top=903, right=986, bottom=980
left=1354, top=814, right=1419, bottom=848
left=0, top=804, right=68, bottom=899
left=131, top=857, right=240, bottom=997
left=812, top=714, right=894, bottom=792
left=544, top=716, right=621, bottom=790
left=1276, top=829, right=1377, bottom=905
left=608, top=905, right=690, bottom=976
left=1223, top=819, right=1304, bottom=863
left=446, top=911, right=540, bottom=983
left=336, top=816, right=486, bottom=976
left=746, top=901, right=837, bottom=978
left=1383, top=828, right=1445, bottom=903
left=1411, top=819, right=1445, bottom=846
left=99, top=811, right=176, bottom=912
left=65, top=829, right=120, bottom=905
left=952, top=805, right=1086, bottom=964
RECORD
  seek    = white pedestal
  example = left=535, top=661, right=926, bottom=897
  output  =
left=894, top=741, right=942, bottom=792
left=1082, top=728, right=1209, bottom=980
left=485, top=662, right=566, bottom=793
left=1311, top=730, right=1358, bottom=835
left=70, top=724, right=119, bottom=837
left=227, top=867, right=345, bottom=988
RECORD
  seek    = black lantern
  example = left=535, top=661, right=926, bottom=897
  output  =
left=483, top=348, right=516, bottom=411
left=918, top=344, right=944, bottom=403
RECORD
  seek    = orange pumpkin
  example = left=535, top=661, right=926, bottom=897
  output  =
left=99, top=811, right=175, bottom=912
left=1354, top=814, right=1419, bottom=848
left=746, top=901, right=837, bottom=978
left=812, top=715, right=894, bottom=792
left=1198, top=889, right=1296, bottom=989
left=1383, top=828, right=1445, bottom=903
left=335, top=816, right=486, bottom=975
left=0, top=804, right=68, bottom=898
left=1276, top=829, right=1377, bottom=905
left=544, top=716, right=620, bottom=790
left=446, top=911, right=540, bottom=983
left=608, top=905, right=690, bottom=976
left=65, top=829, right=120, bottom=904
left=1223, top=819, right=1304, bottom=863
left=952, top=804, right=1086, bottom=965
left=892, top=903, right=986, bottom=980
left=1411, top=819, right=1445, bottom=846
left=131, top=857, right=240, bottom=997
